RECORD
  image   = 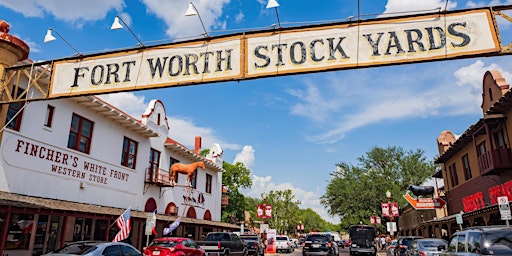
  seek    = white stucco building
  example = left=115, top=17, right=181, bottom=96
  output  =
left=0, top=20, right=236, bottom=256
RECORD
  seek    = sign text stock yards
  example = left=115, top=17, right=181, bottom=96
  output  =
left=49, top=10, right=499, bottom=97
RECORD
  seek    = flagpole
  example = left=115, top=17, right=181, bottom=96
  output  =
left=109, top=207, right=131, bottom=229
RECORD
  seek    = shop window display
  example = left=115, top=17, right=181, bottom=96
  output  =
left=5, top=213, right=33, bottom=250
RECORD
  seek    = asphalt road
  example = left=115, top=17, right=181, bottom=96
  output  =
left=267, top=246, right=388, bottom=256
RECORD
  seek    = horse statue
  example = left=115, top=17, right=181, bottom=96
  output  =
left=170, top=161, right=205, bottom=186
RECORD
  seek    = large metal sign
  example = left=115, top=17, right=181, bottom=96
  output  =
left=3, top=6, right=511, bottom=104
left=48, top=8, right=500, bottom=98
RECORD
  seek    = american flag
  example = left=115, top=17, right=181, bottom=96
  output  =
left=113, top=208, right=131, bottom=242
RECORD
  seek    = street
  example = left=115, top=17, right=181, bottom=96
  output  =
left=267, top=246, right=388, bottom=256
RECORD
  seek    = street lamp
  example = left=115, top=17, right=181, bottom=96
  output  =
left=386, top=190, right=392, bottom=222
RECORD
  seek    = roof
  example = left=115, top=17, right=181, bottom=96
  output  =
left=486, top=87, right=512, bottom=114
left=70, top=95, right=159, bottom=138
left=434, top=116, right=506, bottom=163
left=0, top=191, right=239, bottom=229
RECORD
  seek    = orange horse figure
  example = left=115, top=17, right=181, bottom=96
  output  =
left=169, top=161, right=205, bottom=186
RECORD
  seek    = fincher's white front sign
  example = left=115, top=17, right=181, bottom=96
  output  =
left=49, top=9, right=499, bottom=98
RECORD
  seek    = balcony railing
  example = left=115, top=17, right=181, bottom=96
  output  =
left=477, top=148, right=512, bottom=175
left=145, top=167, right=172, bottom=186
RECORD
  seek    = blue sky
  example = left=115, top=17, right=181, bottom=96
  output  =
left=2, top=0, right=512, bottom=224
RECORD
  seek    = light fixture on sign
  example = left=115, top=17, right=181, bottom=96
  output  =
left=111, top=16, right=145, bottom=47
left=185, top=2, right=209, bottom=38
left=43, top=28, right=82, bottom=56
left=266, top=0, right=281, bottom=28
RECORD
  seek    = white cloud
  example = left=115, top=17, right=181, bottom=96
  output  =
left=241, top=175, right=340, bottom=224
left=0, top=0, right=124, bottom=24
left=142, top=0, right=231, bottom=39
left=288, top=60, right=508, bottom=144
left=97, top=92, right=240, bottom=152
left=233, top=145, right=256, bottom=168
left=382, top=0, right=457, bottom=16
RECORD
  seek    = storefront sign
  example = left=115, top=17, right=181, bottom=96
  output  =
left=49, top=9, right=499, bottom=98
left=2, top=133, right=135, bottom=192
left=462, top=191, right=485, bottom=212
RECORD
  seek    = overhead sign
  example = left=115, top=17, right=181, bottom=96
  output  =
left=48, top=8, right=500, bottom=98
left=404, top=194, right=446, bottom=209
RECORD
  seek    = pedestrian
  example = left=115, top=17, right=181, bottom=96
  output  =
left=380, top=236, right=386, bottom=251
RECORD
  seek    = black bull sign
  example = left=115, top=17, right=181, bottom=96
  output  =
left=4, top=6, right=511, bottom=102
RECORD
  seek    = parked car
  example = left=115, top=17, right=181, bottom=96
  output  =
left=239, top=233, right=265, bottom=256
left=395, top=236, right=423, bottom=256
left=385, top=239, right=397, bottom=256
left=195, top=232, right=247, bottom=256
left=441, top=225, right=512, bottom=255
left=43, top=241, right=142, bottom=256
left=302, top=233, right=339, bottom=256
left=348, top=224, right=376, bottom=256
left=276, top=235, right=294, bottom=253
left=142, top=237, right=205, bottom=256
left=407, top=238, right=447, bottom=256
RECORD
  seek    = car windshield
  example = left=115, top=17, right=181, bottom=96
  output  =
left=418, top=240, right=447, bottom=249
left=53, top=243, right=97, bottom=254
left=349, top=227, right=375, bottom=241
left=484, top=230, right=512, bottom=255
left=306, top=235, right=328, bottom=242
left=401, top=239, right=416, bottom=246
left=149, top=241, right=179, bottom=247
left=276, top=237, right=288, bottom=241
left=241, top=238, right=257, bottom=242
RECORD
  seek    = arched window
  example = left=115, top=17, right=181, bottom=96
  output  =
left=145, top=198, right=157, bottom=212
left=186, top=207, right=196, bottom=219
left=203, top=210, right=212, bottom=220
left=165, top=202, right=178, bottom=216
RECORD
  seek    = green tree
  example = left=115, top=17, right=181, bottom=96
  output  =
left=298, top=208, right=337, bottom=233
left=221, top=162, right=252, bottom=223
left=264, top=189, right=301, bottom=235
left=320, top=146, right=436, bottom=229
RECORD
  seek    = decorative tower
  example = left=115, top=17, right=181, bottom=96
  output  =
left=0, top=20, right=30, bottom=141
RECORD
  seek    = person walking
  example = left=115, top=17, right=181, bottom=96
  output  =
left=380, top=236, right=386, bottom=251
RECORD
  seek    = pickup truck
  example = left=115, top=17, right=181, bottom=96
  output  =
left=196, top=232, right=248, bottom=256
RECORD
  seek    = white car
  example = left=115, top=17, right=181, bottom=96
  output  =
left=275, top=235, right=293, bottom=253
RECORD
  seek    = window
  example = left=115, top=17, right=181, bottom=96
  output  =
left=494, top=130, right=507, bottom=149
left=477, top=142, right=486, bottom=157
left=121, top=137, right=138, bottom=169
left=149, top=148, right=160, bottom=181
left=206, top=174, right=212, bottom=194
left=5, top=90, right=25, bottom=131
left=5, top=213, right=33, bottom=249
left=67, top=114, right=94, bottom=153
left=170, top=157, right=180, bottom=183
left=44, top=105, right=55, bottom=128
left=449, top=163, right=459, bottom=187
left=462, top=154, right=472, bottom=180
left=456, top=235, right=466, bottom=252
left=467, top=232, right=481, bottom=253
left=191, top=170, right=197, bottom=189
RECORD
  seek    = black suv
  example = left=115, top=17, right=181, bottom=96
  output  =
left=302, top=233, right=339, bottom=256
left=395, top=236, right=423, bottom=256
left=441, top=225, right=512, bottom=255
left=239, top=233, right=265, bottom=256
left=348, top=225, right=376, bottom=256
